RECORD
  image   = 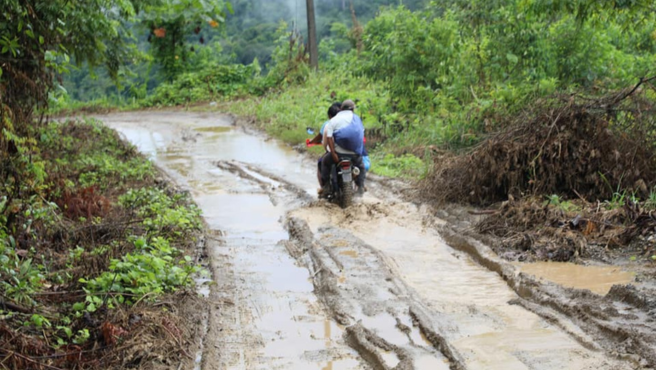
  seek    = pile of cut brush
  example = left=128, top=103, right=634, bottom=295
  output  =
left=476, top=196, right=656, bottom=262
left=421, top=78, right=656, bottom=261
left=421, top=78, right=656, bottom=205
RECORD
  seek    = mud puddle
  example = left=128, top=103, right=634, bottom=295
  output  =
left=515, top=262, right=635, bottom=295
left=98, top=112, right=361, bottom=370
left=290, top=203, right=634, bottom=370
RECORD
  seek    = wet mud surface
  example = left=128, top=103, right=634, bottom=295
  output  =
left=95, top=111, right=655, bottom=369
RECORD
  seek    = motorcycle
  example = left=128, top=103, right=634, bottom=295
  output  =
left=306, top=128, right=359, bottom=209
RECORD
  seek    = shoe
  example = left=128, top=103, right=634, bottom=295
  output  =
left=318, top=184, right=330, bottom=199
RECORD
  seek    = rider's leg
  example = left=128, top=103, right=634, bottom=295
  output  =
left=317, top=155, right=324, bottom=187
left=320, top=154, right=336, bottom=194
left=353, top=155, right=366, bottom=193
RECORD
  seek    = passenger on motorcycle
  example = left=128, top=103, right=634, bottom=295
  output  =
left=308, top=102, right=342, bottom=192
left=320, top=99, right=366, bottom=197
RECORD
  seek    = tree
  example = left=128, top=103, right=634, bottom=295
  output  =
left=306, top=0, right=319, bottom=70
left=0, top=0, right=150, bottom=128
left=140, top=0, right=232, bottom=80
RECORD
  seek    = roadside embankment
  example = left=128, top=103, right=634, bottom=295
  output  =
left=0, top=118, right=207, bottom=369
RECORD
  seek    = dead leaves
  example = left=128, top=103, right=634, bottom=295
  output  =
left=101, top=321, right=128, bottom=346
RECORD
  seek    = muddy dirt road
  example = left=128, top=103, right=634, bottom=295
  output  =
left=97, top=111, right=650, bottom=370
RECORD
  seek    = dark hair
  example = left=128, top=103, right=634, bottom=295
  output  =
left=327, top=102, right=342, bottom=119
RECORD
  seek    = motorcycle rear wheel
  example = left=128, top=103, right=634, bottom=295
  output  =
left=340, top=177, right=353, bottom=209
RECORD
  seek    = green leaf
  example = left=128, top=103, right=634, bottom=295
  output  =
left=134, top=238, right=146, bottom=249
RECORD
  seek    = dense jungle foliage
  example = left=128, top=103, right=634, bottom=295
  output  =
left=55, top=0, right=656, bottom=154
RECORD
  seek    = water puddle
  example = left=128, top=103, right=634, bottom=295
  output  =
left=194, top=277, right=212, bottom=298
left=360, top=313, right=408, bottom=347
left=380, top=351, right=400, bottom=368
left=514, top=262, right=635, bottom=295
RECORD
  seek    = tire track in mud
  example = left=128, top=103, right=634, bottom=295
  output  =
left=439, top=226, right=656, bottom=368
left=288, top=201, right=638, bottom=370
left=216, top=162, right=457, bottom=369
left=285, top=217, right=462, bottom=370
left=190, top=163, right=364, bottom=370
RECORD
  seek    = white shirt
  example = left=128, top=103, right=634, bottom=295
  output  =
left=323, top=110, right=354, bottom=138
left=322, top=110, right=357, bottom=154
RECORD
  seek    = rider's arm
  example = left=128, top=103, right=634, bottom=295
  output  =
left=326, top=136, right=339, bottom=163
left=308, top=133, right=322, bottom=145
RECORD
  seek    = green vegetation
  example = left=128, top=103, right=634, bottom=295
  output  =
left=36, top=1, right=656, bottom=185
left=0, top=118, right=204, bottom=367
left=47, top=1, right=656, bottom=186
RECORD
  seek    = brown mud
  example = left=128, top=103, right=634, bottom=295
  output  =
left=94, top=111, right=655, bottom=369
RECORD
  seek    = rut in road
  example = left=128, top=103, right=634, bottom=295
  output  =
left=98, top=111, right=636, bottom=370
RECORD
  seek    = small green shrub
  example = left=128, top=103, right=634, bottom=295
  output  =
left=645, top=188, right=656, bottom=210
left=119, top=187, right=202, bottom=238
left=77, top=154, right=153, bottom=189
left=0, top=246, right=44, bottom=307
left=82, top=237, right=199, bottom=304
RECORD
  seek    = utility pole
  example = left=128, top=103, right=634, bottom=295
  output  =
left=306, top=0, right=319, bottom=70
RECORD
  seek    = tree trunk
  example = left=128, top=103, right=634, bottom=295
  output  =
left=306, top=0, right=319, bottom=70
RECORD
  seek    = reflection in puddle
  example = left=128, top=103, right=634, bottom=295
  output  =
left=515, top=262, right=634, bottom=295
